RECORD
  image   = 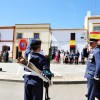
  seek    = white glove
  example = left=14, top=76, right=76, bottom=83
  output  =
left=94, top=76, right=100, bottom=80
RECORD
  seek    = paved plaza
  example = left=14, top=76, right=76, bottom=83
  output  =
left=0, top=63, right=95, bottom=100
left=0, top=63, right=87, bottom=83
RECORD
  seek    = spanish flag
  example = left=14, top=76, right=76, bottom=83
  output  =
left=90, top=32, right=100, bottom=40
left=70, top=40, right=76, bottom=47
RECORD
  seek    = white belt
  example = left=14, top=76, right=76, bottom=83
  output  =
left=24, top=71, right=37, bottom=76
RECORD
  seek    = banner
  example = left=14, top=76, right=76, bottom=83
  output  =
left=90, top=32, right=100, bottom=40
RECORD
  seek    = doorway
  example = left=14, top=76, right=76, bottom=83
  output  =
left=70, top=47, right=76, bottom=54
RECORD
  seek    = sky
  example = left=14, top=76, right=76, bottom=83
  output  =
left=0, top=0, right=100, bottom=28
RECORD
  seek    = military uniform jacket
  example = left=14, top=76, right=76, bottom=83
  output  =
left=24, top=52, right=50, bottom=85
left=25, top=52, right=49, bottom=72
left=84, top=47, right=100, bottom=79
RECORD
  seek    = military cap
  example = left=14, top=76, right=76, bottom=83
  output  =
left=30, top=39, right=41, bottom=48
left=88, top=38, right=98, bottom=43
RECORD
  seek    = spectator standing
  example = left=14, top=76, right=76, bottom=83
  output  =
left=81, top=49, right=85, bottom=64
left=60, top=50, right=64, bottom=64
left=74, top=50, right=80, bottom=64
left=64, top=51, right=69, bottom=64
left=55, top=50, right=59, bottom=63
left=69, top=51, right=74, bottom=64
left=6, top=50, right=9, bottom=62
left=3, top=51, right=6, bottom=62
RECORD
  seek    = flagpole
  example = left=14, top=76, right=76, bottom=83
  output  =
left=0, top=32, right=1, bottom=41
left=94, top=0, right=96, bottom=14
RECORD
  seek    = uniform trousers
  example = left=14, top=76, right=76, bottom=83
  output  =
left=87, top=79, right=100, bottom=100
left=24, top=75, right=43, bottom=100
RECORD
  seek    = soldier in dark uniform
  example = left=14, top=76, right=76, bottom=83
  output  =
left=81, top=49, right=85, bottom=64
left=24, top=39, right=51, bottom=100
left=6, top=50, right=9, bottom=62
left=74, top=50, right=80, bottom=64
left=69, top=51, right=74, bottom=64
left=64, top=51, right=69, bottom=64
left=84, top=38, right=100, bottom=100
left=83, top=46, right=89, bottom=64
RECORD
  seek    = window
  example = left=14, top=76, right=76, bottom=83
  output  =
left=93, top=26, right=100, bottom=32
left=34, top=33, right=39, bottom=39
left=70, top=33, right=75, bottom=40
left=17, top=33, right=22, bottom=39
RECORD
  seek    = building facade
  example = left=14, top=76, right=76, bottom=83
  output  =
left=84, top=11, right=100, bottom=40
left=51, top=29, right=87, bottom=60
left=0, top=11, right=100, bottom=60
left=0, top=26, right=15, bottom=58
left=13, top=24, right=51, bottom=59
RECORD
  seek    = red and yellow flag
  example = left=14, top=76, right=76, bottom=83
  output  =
left=90, top=32, right=100, bottom=40
left=70, top=40, right=76, bottom=47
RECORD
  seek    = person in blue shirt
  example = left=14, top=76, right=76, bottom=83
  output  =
left=84, top=38, right=100, bottom=100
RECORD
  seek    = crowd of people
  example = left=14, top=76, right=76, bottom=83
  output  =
left=52, top=47, right=90, bottom=64
left=52, top=49, right=79, bottom=64
left=0, top=50, right=9, bottom=62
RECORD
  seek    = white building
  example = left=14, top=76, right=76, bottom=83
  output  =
left=84, top=11, right=100, bottom=40
left=51, top=29, right=87, bottom=61
left=0, top=26, right=15, bottom=58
